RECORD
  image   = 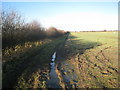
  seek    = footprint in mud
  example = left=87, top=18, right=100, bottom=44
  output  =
left=70, top=83, right=77, bottom=88
left=60, top=63, right=79, bottom=88
left=108, top=66, right=118, bottom=73
left=73, top=80, right=78, bottom=83
left=62, top=70, right=68, bottom=75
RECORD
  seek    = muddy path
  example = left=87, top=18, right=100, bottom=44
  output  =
left=3, top=36, right=68, bottom=88
left=46, top=35, right=67, bottom=88
left=46, top=34, right=79, bottom=88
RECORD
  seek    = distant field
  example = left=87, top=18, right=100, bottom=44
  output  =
left=71, top=32, right=118, bottom=47
left=60, top=31, right=118, bottom=88
left=70, top=32, right=118, bottom=65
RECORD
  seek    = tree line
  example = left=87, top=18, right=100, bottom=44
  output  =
left=2, top=10, right=66, bottom=50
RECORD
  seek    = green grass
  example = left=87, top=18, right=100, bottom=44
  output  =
left=3, top=32, right=118, bottom=88
left=61, top=31, right=118, bottom=88
left=69, top=32, right=118, bottom=65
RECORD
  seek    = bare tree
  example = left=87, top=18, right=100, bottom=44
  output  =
left=2, top=10, right=65, bottom=50
left=2, top=10, right=25, bottom=49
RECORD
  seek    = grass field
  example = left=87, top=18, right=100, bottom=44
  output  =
left=2, top=31, right=119, bottom=88
left=59, top=31, right=118, bottom=88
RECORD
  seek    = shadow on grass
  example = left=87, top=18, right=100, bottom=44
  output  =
left=55, top=33, right=102, bottom=64
left=2, top=36, right=67, bottom=88
left=2, top=44, right=48, bottom=88
left=54, top=34, right=103, bottom=88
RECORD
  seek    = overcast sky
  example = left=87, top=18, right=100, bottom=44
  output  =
left=2, top=1, right=118, bottom=31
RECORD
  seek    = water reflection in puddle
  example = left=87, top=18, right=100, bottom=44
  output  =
left=50, top=52, right=56, bottom=69
left=47, top=52, right=61, bottom=88
left=52, top=52, right=56, bottom=60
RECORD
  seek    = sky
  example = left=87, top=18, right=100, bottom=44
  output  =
left=2, top=1, right=119, bottom=31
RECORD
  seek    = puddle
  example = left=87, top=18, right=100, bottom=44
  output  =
left=47, top=52, right=61, bottom=88
left=47, top=52, right=78, bottom=88
left=52, top=52, right=56, bottom=61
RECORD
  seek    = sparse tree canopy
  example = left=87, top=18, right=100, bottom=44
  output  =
left=2, top=10, right=66, bottom=50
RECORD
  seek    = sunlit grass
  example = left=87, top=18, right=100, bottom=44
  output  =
left=61, top=31, right=118, bottom=88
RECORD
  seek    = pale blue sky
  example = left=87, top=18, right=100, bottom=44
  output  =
left=2, top=2, right=118, bottom=31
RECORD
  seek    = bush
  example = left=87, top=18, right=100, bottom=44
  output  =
left=2, top=10, right=66, bottom=50
left=46, top=27, right=65, bottom=38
